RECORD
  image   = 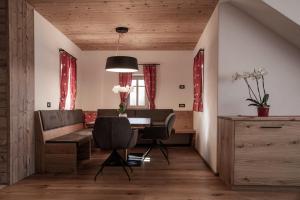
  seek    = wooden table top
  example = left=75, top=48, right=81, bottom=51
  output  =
left=86, top=117, right=151, bottom=128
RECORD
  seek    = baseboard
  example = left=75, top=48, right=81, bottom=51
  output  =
left=193, top=148, right=219, bottom=176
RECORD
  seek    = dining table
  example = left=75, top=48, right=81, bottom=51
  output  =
left=86, top=117, right=151, bottom=129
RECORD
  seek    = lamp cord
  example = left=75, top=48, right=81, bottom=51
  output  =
left=116, top=33, right=124, bottom=56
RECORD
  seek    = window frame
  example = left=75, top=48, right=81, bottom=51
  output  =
left=128, top=75, right=148, bottom=109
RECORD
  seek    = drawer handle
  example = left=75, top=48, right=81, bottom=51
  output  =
left=260, top=126, right=283, bottom=129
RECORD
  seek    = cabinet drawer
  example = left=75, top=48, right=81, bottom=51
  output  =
left=234, top=121, right=300, bottom=186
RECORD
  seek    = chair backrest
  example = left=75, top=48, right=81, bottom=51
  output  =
left=165, top=113, right=176, bottom=137
left=92, top=117, right=133, bottom=150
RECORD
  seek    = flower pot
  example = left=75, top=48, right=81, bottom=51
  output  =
left=257, top=107, right=269, bottom=117
left=118, top=113, right=127, bottom=117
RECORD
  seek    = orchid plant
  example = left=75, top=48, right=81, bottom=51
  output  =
left=232, top=68, right=270, bottom=108
left=112, top=85, right=133, bottom=114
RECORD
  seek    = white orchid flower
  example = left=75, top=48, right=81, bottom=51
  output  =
left=112, top=85, right=121, bottom=94
left=242, top=72, right=251, bottom=79
left=112, top=85, right=133, bottom=94
left=232, top=72, right=243, bottom=81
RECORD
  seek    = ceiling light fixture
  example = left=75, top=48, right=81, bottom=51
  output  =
left=105, top=27, right=138, bottom=73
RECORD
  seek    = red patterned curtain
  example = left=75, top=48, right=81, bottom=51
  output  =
left=59, top=50, right=77, bottom=110
left=59, top=51, right=70, bottom=110
left=193, top=49, right=204, bottom=112
left=143, top=64, right=157, bottom=109
left=70, top=57, right=77, bottom=110
left=119, top=73, right=132, bottom=104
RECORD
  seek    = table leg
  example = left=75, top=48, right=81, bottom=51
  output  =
left=124, top=149, right=128, bottom=161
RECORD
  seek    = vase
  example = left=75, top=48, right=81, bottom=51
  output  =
left=257, top=106, right=269, bottom=117
left=118, top=113, right=127, bottom=117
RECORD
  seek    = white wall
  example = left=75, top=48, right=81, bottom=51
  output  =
left=218, top=3, right=300, bottom=116
left=193, top=5, right=219, bottom=173
left=34, top=11, right=193, bottom=111
left=263, top=0, right=300, bottom=26
left=77, top=51, right=193, bottom=111
left=34, top=11, right=82, bottom=110
left=192, top=2, right=300, bottom=173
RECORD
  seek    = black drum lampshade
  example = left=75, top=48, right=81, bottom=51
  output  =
left=105, top=56, right=138, bottom=72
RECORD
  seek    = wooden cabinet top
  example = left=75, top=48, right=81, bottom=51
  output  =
left=218, top=116, right=300, bottom=121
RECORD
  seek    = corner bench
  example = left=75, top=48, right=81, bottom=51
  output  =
left=35, top=110, right=92, bottom=173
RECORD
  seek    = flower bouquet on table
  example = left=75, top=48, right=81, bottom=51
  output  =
left=232, top=68, right=270, bottom=117
left=112, top=85, right=133, bottom=117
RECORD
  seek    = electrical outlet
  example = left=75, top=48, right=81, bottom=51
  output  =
left=179, top=104, right=185, bottom=108
left=47, top=102, right=51, bottom=108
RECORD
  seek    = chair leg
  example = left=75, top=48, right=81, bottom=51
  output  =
left=116, top=151, right=133, bottom=173
left=143, top=145, right=153, bottom=159
left=159, top=140, right=168, bottom=156
left=94, top=164, right=105, bottom=181
left=94, top=152, right=114, bottom=181
left=119, top=158, right=131, bottom=181
left=94, top=149, right=133, bottom=181
left=158, top=141, right=170, bottom=165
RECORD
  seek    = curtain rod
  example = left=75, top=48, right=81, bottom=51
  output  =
left=59, top=48, right=77, bottom=59
left=138, top=64, right=160, bottom=66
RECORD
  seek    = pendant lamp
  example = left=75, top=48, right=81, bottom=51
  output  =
left=105, top=27, right=138, bottom=72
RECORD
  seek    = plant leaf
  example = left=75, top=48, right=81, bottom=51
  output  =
left=246, top=98, right=260, bottom=105
left=248, top=103, right=258, bottom=107
left=262, top=94, right=269, bottom=104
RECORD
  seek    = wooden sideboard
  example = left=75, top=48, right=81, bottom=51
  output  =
left=218, top=116, right=300, bottom=190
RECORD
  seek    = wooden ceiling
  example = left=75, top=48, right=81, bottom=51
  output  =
left=27, top=0, right=218, bottom=50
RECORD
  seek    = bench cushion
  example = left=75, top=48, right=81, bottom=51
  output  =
left=46, top=130, right=91, bottom=145
left=74, top=129, right=93, bottom=137
left=40, top=110, right=64, bottom=131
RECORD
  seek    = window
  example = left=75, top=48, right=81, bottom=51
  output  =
left=129, top=75, right=148, bottom=108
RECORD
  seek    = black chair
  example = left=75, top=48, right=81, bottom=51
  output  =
left=139, top=113, right=176, bottom=164
left=92, top=117, right=138, bottom=181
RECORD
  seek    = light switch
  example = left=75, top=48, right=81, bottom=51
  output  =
left=179, top=85, right=185, bottom=89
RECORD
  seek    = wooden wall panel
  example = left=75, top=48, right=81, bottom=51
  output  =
left=0, top=0, right=34, bottom=185
left=8, top=0, right=34, bottom=184
left=0, top=0, right=9, bottom=184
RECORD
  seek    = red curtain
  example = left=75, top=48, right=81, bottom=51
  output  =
left=59, top=50, right=77, bottom=110
left=143, top=64, right=157, bottom=109
left=59, top=51, right=70, bottom=110
left=70, top=57, right=77, bottom=110
left=119, top=73, right=132, bottom=104
left=193, top=49, right=204, bottom=112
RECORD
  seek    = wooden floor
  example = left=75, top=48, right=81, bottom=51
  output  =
left=0, top=147, right=299, bottom=200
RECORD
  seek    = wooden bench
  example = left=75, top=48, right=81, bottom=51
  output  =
left=173, top=111, right=196, bottom=146
left=35, top=110, right=92, bottom=173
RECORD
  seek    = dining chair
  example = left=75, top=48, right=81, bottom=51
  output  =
left=139, top=113, right=176, bottom=164
left=92, top=117, right=138, bottom=181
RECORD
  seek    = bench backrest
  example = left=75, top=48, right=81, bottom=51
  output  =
left=173, top=111, right=193, bottom=130
left=97, top=109, right=174, bottom=122
left=36, top=109, right=85, bottom=143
